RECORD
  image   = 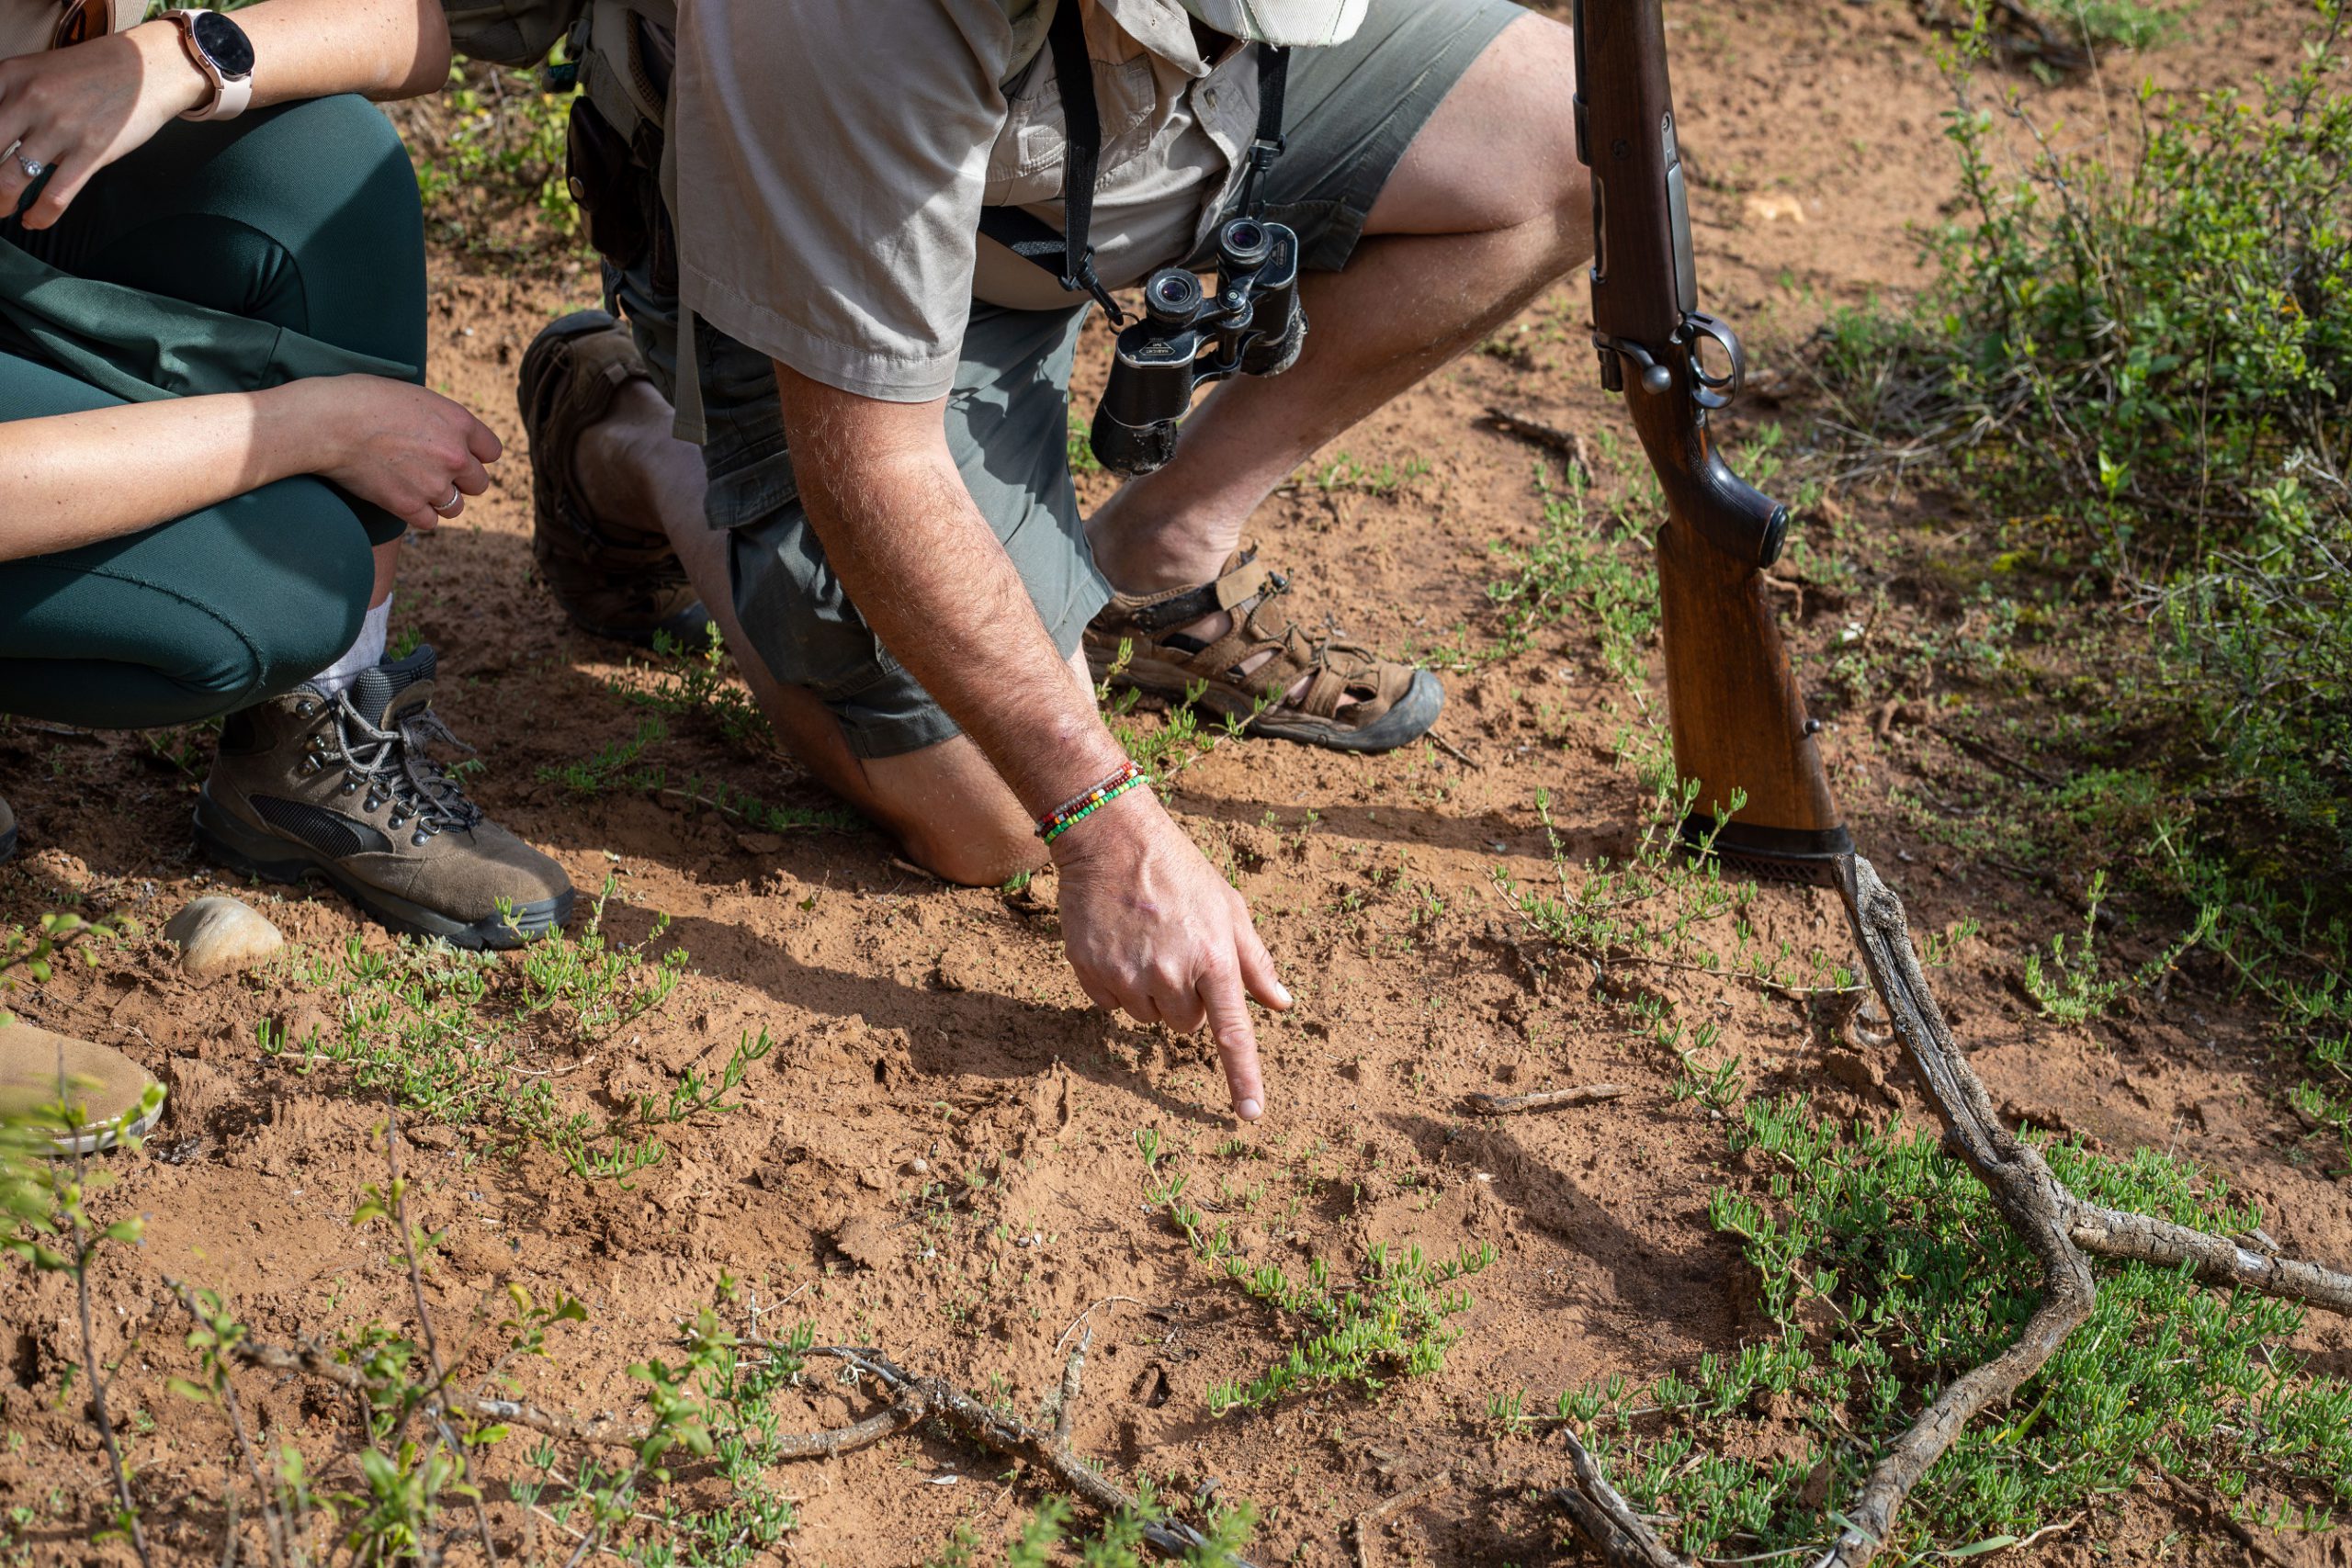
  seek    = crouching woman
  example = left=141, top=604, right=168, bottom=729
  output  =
left=0, top=0, right=571, bottom=1149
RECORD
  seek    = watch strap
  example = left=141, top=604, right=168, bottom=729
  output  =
left=196, top=70, right=253, bottom=121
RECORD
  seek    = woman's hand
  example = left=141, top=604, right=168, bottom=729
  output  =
left=0, top=25, right=212, bottom=230
left=293, top=376, right=504, bottom=533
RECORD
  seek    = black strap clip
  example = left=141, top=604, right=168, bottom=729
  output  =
left=980, top=6, right=1292, bottom=319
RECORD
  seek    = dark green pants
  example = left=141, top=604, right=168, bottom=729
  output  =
left=0, top=96, right=424, bottom=730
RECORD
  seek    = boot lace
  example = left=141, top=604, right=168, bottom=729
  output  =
left=324, top=693, right=482, bottom=839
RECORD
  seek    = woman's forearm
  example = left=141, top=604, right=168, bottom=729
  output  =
left=239, top=0, right=453, bottom=104
left=0, top=384, right=326, bottom=563
left=133, top=0, right=453, bottom=109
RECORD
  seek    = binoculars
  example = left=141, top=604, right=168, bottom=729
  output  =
left=1089, top=217, right=1307, bottom=476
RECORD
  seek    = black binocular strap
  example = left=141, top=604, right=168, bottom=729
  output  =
left=977, top=3, right=1289, bottom=321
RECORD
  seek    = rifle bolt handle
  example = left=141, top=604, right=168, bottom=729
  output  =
left=1641, top=363, right=1672, bottom=394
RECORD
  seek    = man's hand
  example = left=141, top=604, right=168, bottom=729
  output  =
left=1051, top=788, right=1291, bottom=1121
left=773, top=361, right=1290, bottom=1121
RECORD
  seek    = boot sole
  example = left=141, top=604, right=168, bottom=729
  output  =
left=53, top=1091, right=165, bottom=1157
left=521, top=310, right=705, bottom=647
left=561, top=595, right=717, bottom=650
left=193, top=796, right=571, bottom=952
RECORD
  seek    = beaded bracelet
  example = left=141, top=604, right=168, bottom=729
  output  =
left=1037, top=760, right=1151, bottom=844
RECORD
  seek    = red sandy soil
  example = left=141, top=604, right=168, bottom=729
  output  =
left=2, top=2, right=2346, bottom=1563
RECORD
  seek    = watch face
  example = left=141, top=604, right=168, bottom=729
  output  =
left=191, top=9, right=254, bottom=76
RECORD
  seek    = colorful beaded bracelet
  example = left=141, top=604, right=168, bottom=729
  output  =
left=1037, top=761, right=1150, bottom=844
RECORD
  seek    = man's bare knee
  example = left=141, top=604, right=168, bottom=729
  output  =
left=896, top=818, right=1046, bottom=888
left=856, top=732, right=1043, bottom=887
left=1374, top=12, right=1585, bottom=239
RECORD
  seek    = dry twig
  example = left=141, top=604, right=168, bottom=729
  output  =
left=1550, top=855, right=2352, bottom=1568
left=1427, top=729, right=1483, bottom=770
left=775, top=1344, right=1259, bottom=1565
left=157, top=1301, right=1253, bottom=1568
left=1351, top=1471, right=1453, bottom=1568
left=1478, top=407, right=1593, bottom=474
left=1464, top=1083, right=1627, bottom=1117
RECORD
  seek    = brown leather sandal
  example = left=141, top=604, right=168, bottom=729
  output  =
left=517, top=309, right=710, bottom=647
left=1083, top=547, right=1443, bottom=753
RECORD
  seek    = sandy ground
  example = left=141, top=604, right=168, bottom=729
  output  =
left=2, top=1, right=2346, bottom=1563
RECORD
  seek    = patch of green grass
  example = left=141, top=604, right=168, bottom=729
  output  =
left=1479, top=461, right=1659, bottom=682
left=257, top=887, right=770, bottom=1183
left=1095, top=640, right=1265, bottom=794
left=1304, top=451, right=1431, bottom=497
left=543, top=708, right=860, bottom=835
left=2066, top=0, right=2186, bottom=52
left=926, top=1490, right=1254, bottom=1567
left=609, top=623, right=775, bottom=756
left=1558, top=1098, right=2352, bottom=1560
left=407, top=54, right=581, bottom=256
left=179, top=1270, right=802, bottom=1566
left=1157, top=1152, right=1493, bottom=1412
left=2019, top=867, right=2217, bottom=1025
left=1067, top=410, right=1103, bottom=477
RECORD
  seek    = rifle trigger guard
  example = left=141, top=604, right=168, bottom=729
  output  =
left=1680, top=311, right=1745, bottom=411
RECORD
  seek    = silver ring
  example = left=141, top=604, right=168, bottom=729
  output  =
left=16, top=152, right=47, bottom=182
left=432, top=485, right=463, bottom=517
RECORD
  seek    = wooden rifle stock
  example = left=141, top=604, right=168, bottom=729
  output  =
left=1574, top=0, right=1850, bottom=884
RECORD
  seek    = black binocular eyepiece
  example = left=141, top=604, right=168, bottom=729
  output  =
left=1089, top=218, right=1308, bottom=476
left=1144, top=267, right=1205, bottom=325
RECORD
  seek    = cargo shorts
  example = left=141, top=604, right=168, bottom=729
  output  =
left=611, top=0, right=1524, bottom=758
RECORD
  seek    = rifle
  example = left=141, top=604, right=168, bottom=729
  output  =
left=1558, top=12, right=2352, bottom=1568
left=1571, top=0, right=1851, bottom=886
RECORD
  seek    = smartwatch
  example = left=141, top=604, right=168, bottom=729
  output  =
left=164, top=8, right=254, bottom=122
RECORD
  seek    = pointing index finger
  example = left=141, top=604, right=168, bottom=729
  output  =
left=1202, top=967, right=1265, bottom=1122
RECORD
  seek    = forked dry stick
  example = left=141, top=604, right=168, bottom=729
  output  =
left=1551, top=855, right=2352, bottom=1568
left=155, top=1292, right=1238, bottom=1562
left=787, top=1344, right=1259, bottom=1567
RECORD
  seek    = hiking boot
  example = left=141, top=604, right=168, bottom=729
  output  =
left=1084, top=547, right=1443, bottom=754
left=519, top=308, right=712, bottom=647
left=194, top=647, right=574, bottom=950
left=0, top=1014, right=164, bottom=1155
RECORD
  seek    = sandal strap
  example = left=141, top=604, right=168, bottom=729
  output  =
left=1088, top=543, right=1423, bottom=730
left=1116, top=548, right=1287, bottom=635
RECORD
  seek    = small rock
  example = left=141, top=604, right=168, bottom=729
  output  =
left=735, top=831, right=786, bottom=855
left=163, top=896, right=283, bottom=979
left=1744, top=193, right=1806, bottom=225
left=833, top=1214, right=891, bottom=1270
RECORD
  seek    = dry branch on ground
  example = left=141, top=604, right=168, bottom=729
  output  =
left=1550, top=856, right=2352, bottom=1568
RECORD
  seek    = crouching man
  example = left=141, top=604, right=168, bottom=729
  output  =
left=506, top=0, right=1591, bottom=1120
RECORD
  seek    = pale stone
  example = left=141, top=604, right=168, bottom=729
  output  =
left=163, top=896, right=284, bottom=979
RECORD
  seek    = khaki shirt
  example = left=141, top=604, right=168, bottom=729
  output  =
left=673, top=0, right=1349, bottom=403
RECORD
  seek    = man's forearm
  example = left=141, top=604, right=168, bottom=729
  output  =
left=773, top=363, right=1128, bottom=813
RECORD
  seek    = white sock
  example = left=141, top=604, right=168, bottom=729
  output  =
left=311, top=596, right=392, bottom=696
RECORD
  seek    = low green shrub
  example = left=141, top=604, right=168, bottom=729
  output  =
left=1561, top=1099, right=2352, bottom=1559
